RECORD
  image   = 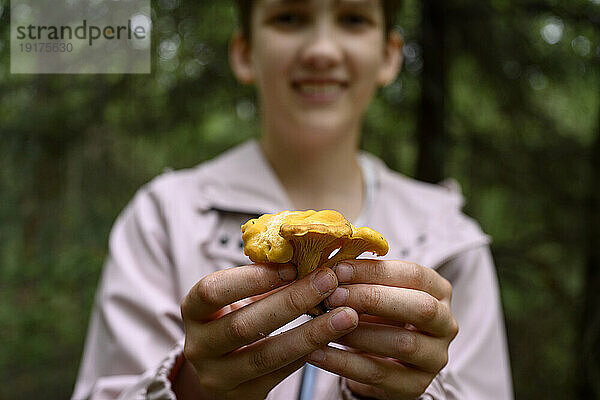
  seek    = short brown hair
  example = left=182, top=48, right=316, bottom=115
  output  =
left=234, top=0, right=402, bottom=40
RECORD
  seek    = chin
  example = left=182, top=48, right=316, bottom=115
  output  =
left=266, top=110, right=359, bottom=153
left=296, top=113, right=355, bottom=139
left=287, top=128, right=350, bottom=153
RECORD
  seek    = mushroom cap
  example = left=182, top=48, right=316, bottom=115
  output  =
left=241, top=211, right=294, bottom=264
left=321, top=226, right=389, bottom=269
left=279, top=209, right=352, bottom=239
left=348, top=226, right=389, bottom=256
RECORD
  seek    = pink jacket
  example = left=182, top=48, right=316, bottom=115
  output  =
left=72, top=140, right=513, bottom=400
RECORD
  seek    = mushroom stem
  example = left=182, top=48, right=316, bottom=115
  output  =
left=291, top=237, right=327, bottom=278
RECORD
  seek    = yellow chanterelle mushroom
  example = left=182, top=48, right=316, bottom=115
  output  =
left=241, top=210, right=388, bottom=315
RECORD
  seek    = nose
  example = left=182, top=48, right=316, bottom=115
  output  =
left=299, top=19, right=343, bottom=70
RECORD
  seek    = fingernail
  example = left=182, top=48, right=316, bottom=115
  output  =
left=330, top=309, right=355, bottom=331
left=326, top=287, right=348, bottom=308
left=334, top=263, right=353, bottom=283
left=278, top=264, right=297, bottom=281
left=309, top=349, right=326, bottom=363
left=313, top=270, right=336, bottom=294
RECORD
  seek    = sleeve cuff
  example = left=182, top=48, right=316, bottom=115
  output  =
left=145, top=340, right=185, bottom=400
left=115, top=340, right=184, bottom=400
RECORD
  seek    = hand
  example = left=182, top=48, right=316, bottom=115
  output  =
left=307, top=260, right=458, bottom=400
left=179, top=263, right=360, bottom=400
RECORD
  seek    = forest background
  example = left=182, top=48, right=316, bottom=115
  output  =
left=1, top=0, right=599, bottom=399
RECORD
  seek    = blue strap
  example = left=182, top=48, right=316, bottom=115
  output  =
left=297, top=363, right=318, bottom=400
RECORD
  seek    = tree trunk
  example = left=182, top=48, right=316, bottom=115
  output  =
left=578, top=69, right=600, bottom=397
left=415, top=0, right=446, bottom=183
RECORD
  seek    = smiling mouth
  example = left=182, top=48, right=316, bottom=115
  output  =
left=292, top=81, right=348, bottom=101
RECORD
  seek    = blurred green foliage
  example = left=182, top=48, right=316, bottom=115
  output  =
left=1, top=0, right=599, bottom=399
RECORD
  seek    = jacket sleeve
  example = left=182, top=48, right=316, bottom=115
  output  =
left=421, top=245, right=514, bottom=400
left=71, top=185, right=184, bottom=400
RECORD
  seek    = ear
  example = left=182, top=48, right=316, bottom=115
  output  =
left=377, top=30, right=404, bottom=87
left=229, top=30, right=255, bottom=84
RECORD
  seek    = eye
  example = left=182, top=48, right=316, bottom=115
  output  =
left=339, top=13, right=372, bottom=28
left=270, top=12, right=308, bottom=28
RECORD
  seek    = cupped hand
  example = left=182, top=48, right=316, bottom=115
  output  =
left=180, top=263, right=359, bottom=400
left=308, top=260, right=458, bottom=400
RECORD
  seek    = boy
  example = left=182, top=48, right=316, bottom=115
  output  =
left=72, top=1, right=513, bottom=399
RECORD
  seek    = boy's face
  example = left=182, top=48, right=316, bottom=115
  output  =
left=231, top=0, right=402, bottom=149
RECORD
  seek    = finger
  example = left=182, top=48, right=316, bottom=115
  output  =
left=223, top=307, right=359, bottom=383
left=231, top=358, right=308, bottom=399
left=308, top=346, right=434, bottom=400
left=358, top=313, right=405, bottom=326
left=332, top=322, right=449, bottom=373
left=181, top=263, right=297, bottom=322
left=333, top=260, right=452, bottom=301
left=326, top=284, right=457, bottom=337
left=198, top=268, right=339, bottom=355
left=209, top=287, right=290, bottom=320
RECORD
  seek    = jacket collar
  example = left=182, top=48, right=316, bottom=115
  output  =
left=195, top=139, right=294, bottom=215
left=194, top=139, right=381, bottom=216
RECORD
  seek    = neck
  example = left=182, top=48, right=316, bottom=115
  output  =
left=260, top=132, right=364, bottom=222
